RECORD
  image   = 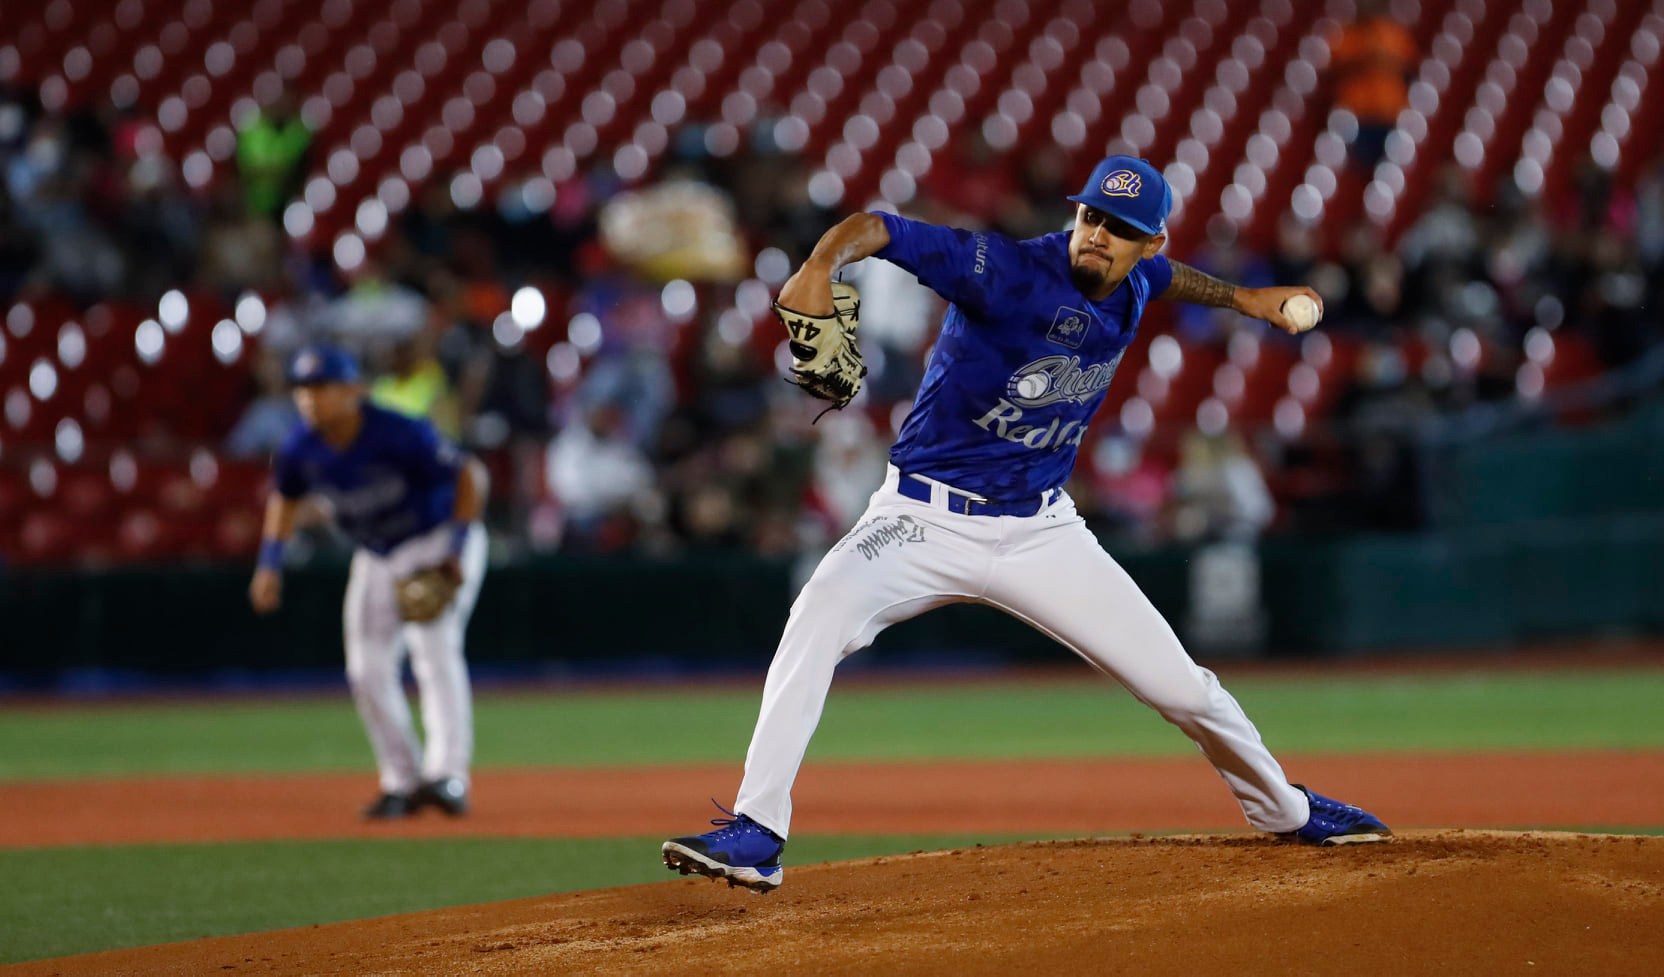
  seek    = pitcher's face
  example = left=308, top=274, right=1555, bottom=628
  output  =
left=1067, top=205, right=1165, bottom=298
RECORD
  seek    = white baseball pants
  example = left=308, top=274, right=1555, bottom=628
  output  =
left=343, top=522, right=487, bottom=795
left=733, top=465, right=1310, bottom=838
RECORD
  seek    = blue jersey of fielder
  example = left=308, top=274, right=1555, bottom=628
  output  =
left=274, top=402, right=461, bottom=554
left=875, top=212, right=1173, bottom=501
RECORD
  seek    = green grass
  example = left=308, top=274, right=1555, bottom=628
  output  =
left=0, top=833, right=1042, bottom=964
left=2, top=670, right=1662, bottom=781
left=3, top=669, right=1662, bottom=964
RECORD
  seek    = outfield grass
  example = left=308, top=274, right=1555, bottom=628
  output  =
left=1, top=670, right=1661, bottom=780
left=0, top=833, right=1041, bottom=964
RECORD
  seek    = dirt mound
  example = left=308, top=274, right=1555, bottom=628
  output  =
left=16, top=831, right=1662, bottom=977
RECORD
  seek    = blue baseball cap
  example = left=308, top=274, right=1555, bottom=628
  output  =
left=286, top=344, right=360, bottom=386
left=1066, top=155, right=1172, bottom=236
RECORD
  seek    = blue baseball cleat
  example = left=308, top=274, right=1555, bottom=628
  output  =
left=1287, top=784, right=1392, bottom=845
left=662, top=802, right=786, bottom=892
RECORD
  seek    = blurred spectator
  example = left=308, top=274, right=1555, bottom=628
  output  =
left=396, top=177, right=459, bottom=277
left=545, top=403, right=655, bottom=549
left=1331, top=343, right=1435, bottom=530
left=235, top=89, right=311, bottom=219
left=667, top=427, right=780, bottom=550
left=318, top=258, right=429, bottom=343
left=4, top=113, right=66, bottom=212
left=1326, top=0, right=1417, bottom=171
left=368, top=331, right=461, bottom=439
left=10, top=126, right=126, bottom=300
left=1398, top=167, right=1480, bottom=274
left=0, top=174, right=37, bottom=295
left=1578, top=235, right=1655, bottom=369
left=1554, top=154, right=1634, bottom=238
left=224, top=348, right=300, bottom=459
left=198, top=179, right=282, bottom=297
left=1270, top=213, right=1322, bottom=289
left=685, top=321, right=772, bottom=435
left=1636, top=155, right=1664, bottom=275
left=843, top=254, right=939, bottom=403
left=1085, top=435, right=1172, bottom=547
left=755, top=156, right=841, bottom=262
left=677, top=480, right=745, bottom=548
left=1325, top=223, right=1404, bottom=335
left=120, top=152, right=202, bottom=298
left=449, top=222, right=512, bottom=327
left=1483, top=180, right=1555, bottom=333
left=1170, top=431, right=1275, bottom=543
left=465, top=337, right=552, bottom=447
left=565, top=263, right=679, bottom=448
left=1397, top=167, right=1481, bottom=336
left=0, top=82, right=37, bottom=155
left=254, top=283, right=327, bottom=358
left=805, top=410, right=887, bottom=537
left=7, top=18, right=1664, bottom=573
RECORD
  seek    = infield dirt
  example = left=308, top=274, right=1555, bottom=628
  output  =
left=7, top=751, right=1664, bottom=846
left=5, top=749, right=1664, bottom=975
left=8, top=831, right=1662, bottom=976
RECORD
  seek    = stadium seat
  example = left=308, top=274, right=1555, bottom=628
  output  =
left=1, top=0, right=1651, bottom=566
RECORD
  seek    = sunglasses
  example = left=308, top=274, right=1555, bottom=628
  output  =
left=1079, top=207, right=1148, bottom=241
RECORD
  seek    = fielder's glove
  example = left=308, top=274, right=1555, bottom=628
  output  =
left=395, top=565, right=460, bottom=623
left=774, top=281, right=866, bottom=412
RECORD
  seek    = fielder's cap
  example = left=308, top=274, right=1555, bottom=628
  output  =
left=1066, top=155, right=1172, bottom=236
left=286, top=344, right=360, bottom=386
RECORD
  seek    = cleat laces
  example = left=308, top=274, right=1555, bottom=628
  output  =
left=702, top=799, right=778, bottom=844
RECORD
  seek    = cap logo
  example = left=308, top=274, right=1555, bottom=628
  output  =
left=294, top=351, right=319, bottom=375
left=1100, top=170, right=1142, bottom=197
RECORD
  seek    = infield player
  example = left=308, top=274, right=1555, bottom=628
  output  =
left=249, top=344, right=489, bottom=819
left=663, top=156, right=1389, bottom=891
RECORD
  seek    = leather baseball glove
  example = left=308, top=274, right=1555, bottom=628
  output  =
left=395, top=565, right=460, bottom=623
left=774, top=281, right=866, bottom=411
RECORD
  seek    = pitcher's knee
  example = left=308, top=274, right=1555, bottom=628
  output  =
left=346, top=658, right=399, bottom=694
left=1149, top=684, right=1216, bottom=725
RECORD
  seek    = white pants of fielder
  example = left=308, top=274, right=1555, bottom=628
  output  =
left=734, top=465, right=1310, bottom=838
left=344, top=522, right=487, bottom=795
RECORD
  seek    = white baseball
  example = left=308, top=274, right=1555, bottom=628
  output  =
left=1281, top=294, right=1321, bottom=332
left=1016, top=373, right=1049, bottom=399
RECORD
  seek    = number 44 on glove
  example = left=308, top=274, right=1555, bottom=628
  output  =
left=773, top=281, right=867, bottom=413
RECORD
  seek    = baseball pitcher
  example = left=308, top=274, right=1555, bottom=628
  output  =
left=664, top=155, right=1389, bottom=892
left=249, top=344, right=488, bottom=819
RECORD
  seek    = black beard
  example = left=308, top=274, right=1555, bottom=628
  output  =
left=1070, top=262, right=1107, bottom=294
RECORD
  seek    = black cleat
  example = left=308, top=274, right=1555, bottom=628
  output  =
left=362, top=792, right=415, bottom=820
left=414, top=777, right=470, bottom=817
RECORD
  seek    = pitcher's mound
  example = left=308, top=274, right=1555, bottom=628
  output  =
left=24, top=831, right=1664, bottom=976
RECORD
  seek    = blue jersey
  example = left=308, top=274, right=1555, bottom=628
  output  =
left=875, top=213, right=1172, bottom=501
left=274, top=402, right=462, bottom=554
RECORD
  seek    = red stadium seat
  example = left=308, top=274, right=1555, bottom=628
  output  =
left=1, top=0, right=1648, bottom=566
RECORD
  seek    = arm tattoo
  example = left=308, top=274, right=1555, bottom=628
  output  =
left=1163, top=261, right=1239, bottom=310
